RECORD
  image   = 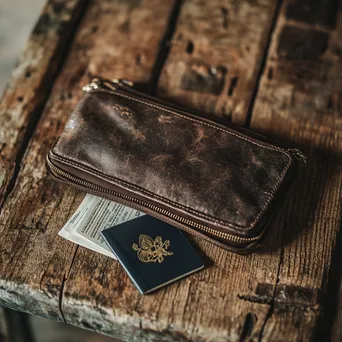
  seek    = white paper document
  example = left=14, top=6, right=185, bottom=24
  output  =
left=59, top=194, right=145, bottom=259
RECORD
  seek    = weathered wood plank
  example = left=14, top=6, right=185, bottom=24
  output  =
left=0, top=0, right=177, bottom=331
left=2, top=0, right=340, bottom=341
left=0, top=0, right=287, bottom=341
left=249, top=0, right=342, bottom=340
left=63, top=244, right=277, bottom=342
left=61, top=1, right=286, bottom=341
left=0, top=0, right=86, bottom=206
left=157, top=0, right=279, bottom=125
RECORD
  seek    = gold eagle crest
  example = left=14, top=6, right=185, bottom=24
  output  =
left=132, top=234, right=173, bottom=263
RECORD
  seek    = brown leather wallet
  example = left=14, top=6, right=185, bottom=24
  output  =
left=47, top=78, right=306, bottom=252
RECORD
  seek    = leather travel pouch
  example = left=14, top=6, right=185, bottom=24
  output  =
left=47, top=78, right=306, bottom=252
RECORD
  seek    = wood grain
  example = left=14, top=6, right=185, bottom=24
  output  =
left=0, top=0, right=86, bottom=206
left=0, top=0, right=341, bottom=341
left=250, top=0, right=342, bottom=340
left=61, top=1, right=288, bottom=341
left=157, top=0, right=279, bottom=125
left=0, top=0, right=177, bottom=331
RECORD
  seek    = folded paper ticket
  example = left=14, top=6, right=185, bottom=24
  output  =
left=59, top=194, right=145, bottom=258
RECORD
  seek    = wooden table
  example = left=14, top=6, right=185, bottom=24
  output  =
left=0, top=0, right=341, bottom=341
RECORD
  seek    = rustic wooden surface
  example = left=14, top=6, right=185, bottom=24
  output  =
left=0, top=0, right=86, bottom=206
left=157, top=0, right=279, bottom=125
left=251, top=1, right=342, bottom=340
left=0, top=0, right=341, bottom=341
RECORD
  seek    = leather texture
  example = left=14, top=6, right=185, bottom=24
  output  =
left=48, top=87, right=297, bottom=251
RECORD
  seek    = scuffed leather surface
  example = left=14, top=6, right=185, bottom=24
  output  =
left=52, top=91, right=293, bottom=234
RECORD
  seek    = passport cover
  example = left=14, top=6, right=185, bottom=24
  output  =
left=101, top=215, right=204, bottom=294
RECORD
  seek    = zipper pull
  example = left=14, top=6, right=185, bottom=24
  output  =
left=82, top=78, right=101, bottom=92
left=288, top=148, right=307, bottom=164
left=82, top=77, right=134, bottom=92
left=112, top=79, right=134, bottom=87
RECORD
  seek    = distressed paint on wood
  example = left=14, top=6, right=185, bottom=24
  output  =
left=0, top=0, right=86, bottom=206
left=157, top=0, right=279, bottom=125
left=250, top=0, right=342, bottom=340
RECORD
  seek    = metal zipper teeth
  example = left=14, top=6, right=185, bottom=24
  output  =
left=103, top=80, right=120, bottom=92
left=47, top=157, right=261, bottom=244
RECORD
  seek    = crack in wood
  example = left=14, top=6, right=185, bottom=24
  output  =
left=244, top=0, right=284, bottom=128
left=239, top=312, right=257, bottom=342
left=220, top=7, right=229, bottom=28
left=228, top=76, right=239, bottom=96
left=257, top=243, right=284, bottom=341
left=0, top=0, right=89, bottom=214
left=59, top=245, right=79, bottom=323
left=312, top=220, right=342, bottom=341
left=238, top=294, right=272, bottom=305
left=148, top=0, right=184, bottom=95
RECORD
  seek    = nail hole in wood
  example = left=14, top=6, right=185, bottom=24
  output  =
left=221, top=7, right=229, bottom=28
left=56, top=120, right=61, bottom=131
left=52, top=3, right=64, bottom=14
left=91, top=25, right=98, bottom=34
left=228, top=76, right=238, bottom=96
left=240, top=313, right=256, bottom=341
left=332, top=45, right=342, bottom=56
left=60, top=91, right=72, bottom=100
left=221, top=107, right=232, bottom=122
left=17, top=96, right=23, bottom=102
left=186, top=41, right=194, bottom=54
left=25, top=71, right=31, bottom=78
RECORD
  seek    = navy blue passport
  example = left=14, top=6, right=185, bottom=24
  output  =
left=101, top=216, right=204, bottom=294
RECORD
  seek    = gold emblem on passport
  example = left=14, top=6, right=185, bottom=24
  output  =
left=132, top=234, right=173, bottom=263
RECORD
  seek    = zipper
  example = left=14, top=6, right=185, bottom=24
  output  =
left=83, top=78, right=307, bottom=165
left=83, top=77, right=182, bottom=110
left=47, top=155, right=262, bottom=245
left=288, top=148, right=307, bottom=163
left=82, top=78, right=127, bottom=92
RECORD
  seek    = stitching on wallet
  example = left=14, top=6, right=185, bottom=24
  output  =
left=51, top=146, right=291, bottom=231
left=53, top=91, right=293, bottom=230
left=52, top=152, right=246, bottom=228
left=97, top=90, right=288, bottom=153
